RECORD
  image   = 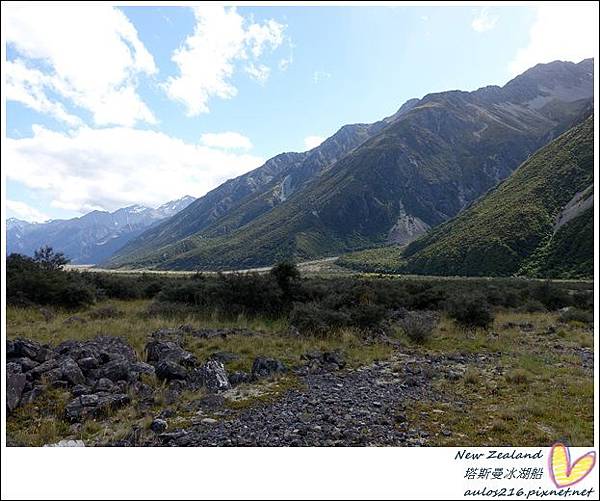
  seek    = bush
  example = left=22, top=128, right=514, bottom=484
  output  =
left=446, top=295, right=494, bottom=330
left=398, top=311, right=437, bottom=344
left=532, top=281, right=572, bottom=311
left=289, top=302, right=350, bottom=336
left=270, top=261, right=300, bottom=296
left=559, top=308, right=593, bottom=325
left=7, top=251, right=96, bottom=309
left=520, top=299, right=547, bottom=313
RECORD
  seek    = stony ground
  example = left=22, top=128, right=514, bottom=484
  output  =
left=6, top=301, right=594, bottom=447
left=148, top=352, right=499, bottom=447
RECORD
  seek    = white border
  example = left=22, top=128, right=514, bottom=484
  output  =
left=1, top=1, right=598, bottom=499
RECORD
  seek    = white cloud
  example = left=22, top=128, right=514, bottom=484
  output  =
left=200, top=131, right=253, bottom=150
left=471, top=8, right=498, bottom=33
left=6, top=126, right=265, bottom=214
left=6, top=199, right=49, bottom=223
left=6, top=60, right=82, bottom=127
left=245, top=63, right=271, bottom=84
left=304, top=136, right=325, bottom=150
left=313, top=71, right=331, bottom=84
left=509, top=6, right=597, bottom=76
left=5, top=5, right=156, bottom=126
left=164, top=6, right=286, bottom=115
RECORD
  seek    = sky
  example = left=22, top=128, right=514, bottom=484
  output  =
left=3, top=3, right=598, bottom=222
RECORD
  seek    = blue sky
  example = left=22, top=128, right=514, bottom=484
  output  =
left=4, top=4, right=598, bottom=222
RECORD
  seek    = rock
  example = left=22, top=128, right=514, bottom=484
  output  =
left=209, top=351, right=239, bottom=363
left=77, top=356, right=99, bottom=371
left=229, top=371, right=250, bottom=386
left=251, top=357, right=286, bottom=379
left=58, top=357, right=85, bottom=385
left=94, top=378, right=114, bottom=393
left=71, top=384, right=91, bottom=397
left=12, top=357, right=39, bottom=372
left=201, top=418, right=218, bottom=425
left=7, top=338, right=50, bottom=363
left=145, top=340, right=197, bottom=367
left=150, top=418, right=168, bottom=434
left=322, top=351, right=346, bottom=369
left=156, top=360, right=188, bottom=381
left=65, top=393, right=130, bottom=422
left=95, top=358, right=132, bottom=382
left=20, top=385, right=46, bottom=406
left=130, top=362, right=156, bottom=379
left=7, top=370, right=27, bottom=412
left=44, top=440, right=85, bottom=447
left=198, top=360, right=230, bottom=392
left=29, top=359, right=59, bottom=380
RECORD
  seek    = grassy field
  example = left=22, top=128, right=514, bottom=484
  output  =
left=6, top=295, right=594, bottom=447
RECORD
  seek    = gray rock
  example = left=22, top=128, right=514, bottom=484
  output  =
left=145, top=340, right=197, bottom=367
left=156, top=360, right=188, bottom=381
left=44, top=439, right=85, bottom=447
left=7, top=371, right=27, bottom=412
left=59, top=357, right=85, bottom=385
left=150, top=418, right=168, bottom=434
left=251, top=357, right=286, bottom=380
left=198, top=360, right=230, bottom=392
left=94, top=378, right=114, bottom=393
left=7, top=338, right=50, bottom=363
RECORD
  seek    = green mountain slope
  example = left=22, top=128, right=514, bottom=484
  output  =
left=110, top=59, right=594, bottom=271
left=340, top=115, right=594, bottom=279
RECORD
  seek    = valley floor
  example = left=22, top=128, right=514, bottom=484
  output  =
left=6, top=299, right=594, bottom=447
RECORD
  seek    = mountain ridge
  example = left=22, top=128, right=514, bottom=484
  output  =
left=109, top=58, right=594, bottom=271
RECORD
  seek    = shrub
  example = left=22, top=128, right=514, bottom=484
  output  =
left=520, top=299, right=547, bottom=313
left=348, top=303, right=387, bottom=329
left=289, top=302, right=350, bottom=336
left=532, top=281, right=572, bottom=311
left=446, top=295, right=494, bottom=330
left=6, top=251, right=96, bottom=309
left=559, top=308, right=593, bottom=325
left=463, top=368, right=481, bottom=385
left=398, top=311, right=437, bottom=344
left=270, top=261, right=300, bottom=296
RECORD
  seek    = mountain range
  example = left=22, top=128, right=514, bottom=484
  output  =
left=339, top=115, right=594, bottom=279
left=6, top=196, right=195, bottom=265
left=106, top=58, right=594, bottom=274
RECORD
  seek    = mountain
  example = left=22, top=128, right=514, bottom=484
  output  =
left=339, top=115, right=594, bottom=279
left=6, top=196, right=195, bottom=264
left=109, top=58, right=594, bottom=271
left=107, top=106, right=417, bottom=268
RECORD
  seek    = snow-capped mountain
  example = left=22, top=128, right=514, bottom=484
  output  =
left=6, top=196, right=195, bottom=264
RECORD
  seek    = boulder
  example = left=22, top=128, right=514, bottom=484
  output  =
left=150, top=418, right=168, bottom=434
left=251, top=357, right=286, bottom=380
left=94, top=377, right=114, bottom=393
left=145, top=340, right=197, bottom=367
left=65, top=393, right=130, bottom=422
left=198, top=360, right=230, bottom=392
left=155, top=360, right=188, bottom=382
left=95, top=358, right=131, bottom=382
left=229, top=371, right=250, bottom=386
left=58, top=357, right=85, bottom=385
left=7, top=369, right=27, bottom=412
left=7, top=338, right=50, bottom=363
